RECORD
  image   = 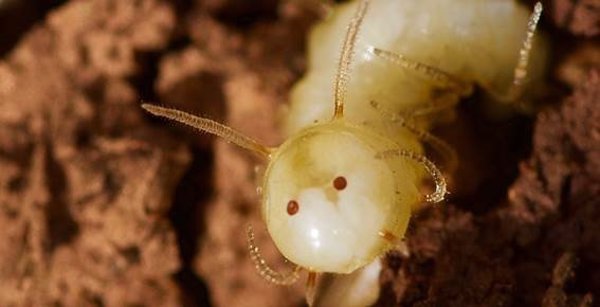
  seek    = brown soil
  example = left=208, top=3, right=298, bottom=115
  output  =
left=0, top=0, right=597, bottom=307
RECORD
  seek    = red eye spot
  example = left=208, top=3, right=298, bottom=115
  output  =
left=287, top=200, right=299, bottom=215
left=333, top=176, right=347, bottom=191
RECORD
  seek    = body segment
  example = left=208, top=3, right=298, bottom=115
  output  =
left=287, top=0, right=547, bottom=135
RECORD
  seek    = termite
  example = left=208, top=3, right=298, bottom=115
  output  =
left=142, top=0, right=546, bottom=305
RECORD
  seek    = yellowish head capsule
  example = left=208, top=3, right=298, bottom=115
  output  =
left=263, top=120, right=417, bottom=273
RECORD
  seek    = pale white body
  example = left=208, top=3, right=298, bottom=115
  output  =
left=276, top=0, right=547, bottom=305
left=287, top=0, right=547, bottom=135
left=313, top=259, right=383, bottom=307
left=263, top=0, right=547, bottom=276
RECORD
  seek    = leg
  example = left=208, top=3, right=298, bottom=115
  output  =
left=376, top=149, right=447, bottom=203
left=378, top=229, right=410, bottom=257
left=371, top=48, right=471, bottom=116
left=306, top=271, right=319, bottom=307
left=371, top=47, right=471, bottom=94
left=486, top=2, right=543, bottom=103
left=370, top=101, right=458, bottom=173
left=404, top=93, right=461, bottom=118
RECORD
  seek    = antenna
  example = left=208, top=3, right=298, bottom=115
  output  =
left=333, top=0, right=370, bottom=119
left=142, top=104, right=272, bottom=158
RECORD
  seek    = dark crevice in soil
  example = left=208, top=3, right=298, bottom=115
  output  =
left=167, top=36, right=194, bottom=55
left=211, top=0, right=279, bottom=28
left=174, top=269, right=213, bottom=307
left=170, top=0, right=194, bottom=17
left=132, top=51, right=163, bottom=104
left=44, top=141, right=79, bottom=251
left=436, top=97, right=535, bottom=215
left=169, top=147, right=215, bottom=307
left=0, top=0, right=66, bottom=56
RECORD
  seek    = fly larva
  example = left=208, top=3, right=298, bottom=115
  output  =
left=142, top=0, right=546, bottom=305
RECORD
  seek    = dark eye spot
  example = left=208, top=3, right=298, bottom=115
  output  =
left=287, top=200, right=299, bottom=215
left=333, top=176, right=347, bottom=191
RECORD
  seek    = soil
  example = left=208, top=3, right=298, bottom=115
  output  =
left=0, top=0, right=597, bottom=307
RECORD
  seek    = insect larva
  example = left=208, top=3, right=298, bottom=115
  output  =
left=142, top=0, right=546, bottom=305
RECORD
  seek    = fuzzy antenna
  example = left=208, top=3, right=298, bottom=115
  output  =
left=333, top=0, right=370, bottom=119
left=142, top=104, right=272, bottom=158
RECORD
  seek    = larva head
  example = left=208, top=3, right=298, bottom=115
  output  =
left=262, top=120, right=420, bottom=273
left=141, top=0, right=436, bottom=279
left=142, top=103, right=424, bottom=275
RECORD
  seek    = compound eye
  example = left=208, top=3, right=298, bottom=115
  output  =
left=287, top=200, right=299, bottom=216
left=333, top=176, right=347, bottom=191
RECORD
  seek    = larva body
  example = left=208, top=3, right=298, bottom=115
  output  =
left=270, top=0, right=547, bottom=276
left=142, top=0, right=547, bottom=304
left=287, top=0, right=547, bottom=135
